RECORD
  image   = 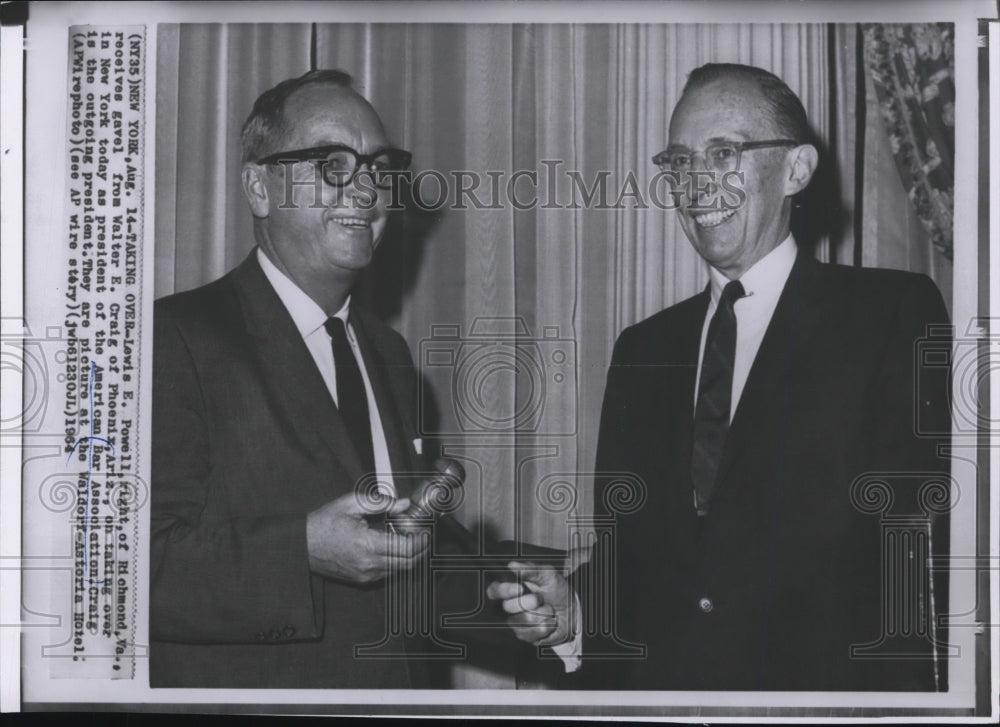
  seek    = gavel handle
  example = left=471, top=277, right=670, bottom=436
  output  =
left=390, top=509, right=483, bottom=552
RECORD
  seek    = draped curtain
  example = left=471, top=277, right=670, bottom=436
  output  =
left=824, top=24, right=954, bottom=307
left=154, top=23, right=944, bottom=687
left=862, top=23, right=955, bottom=262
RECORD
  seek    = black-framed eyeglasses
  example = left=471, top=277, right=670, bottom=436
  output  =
left=652, top=139, right=797, bottom=173
left=256, top=143, right=412, bottom=188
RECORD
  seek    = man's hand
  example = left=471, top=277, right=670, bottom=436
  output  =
left=486, top=561, right=573, bottom=646
left=306, top=492, right=428, bottom=584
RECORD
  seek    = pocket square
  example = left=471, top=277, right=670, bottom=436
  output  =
left=412, top=438, right=423, bottom=455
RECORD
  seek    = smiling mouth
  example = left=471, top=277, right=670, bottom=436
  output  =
left=331, top=216, right=373, bottom=230
left=690, top=208, right=737, bottom=228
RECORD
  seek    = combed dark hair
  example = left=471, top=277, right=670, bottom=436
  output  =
left=683, top=63, right=811, bottom=144
left=240, top=69, right=354, bottom=163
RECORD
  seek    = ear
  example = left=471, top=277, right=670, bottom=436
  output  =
left=241, top=164, right=271, bottom=218
left=784, top=144, right=818, bottom=196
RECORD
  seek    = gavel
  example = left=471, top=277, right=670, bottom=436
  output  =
left=387, top=457, right=479, bottom=552
left=386, top=458, right=552, bottom=593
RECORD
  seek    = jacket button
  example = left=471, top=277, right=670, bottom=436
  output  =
left=698, top=597, right=714, bottom=613
left=283, top=626, right=296, bottom=638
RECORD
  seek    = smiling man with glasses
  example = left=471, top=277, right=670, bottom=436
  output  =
left=493, top=62, right=952, bottom=693
left=150, top=70, right=464, bottom=689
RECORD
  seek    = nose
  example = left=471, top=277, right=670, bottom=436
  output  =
left=688, top=150, right=714, bottom=172
left=683, top=160, right=720, bottom=211
left=340, top=168, right=382, bottom=210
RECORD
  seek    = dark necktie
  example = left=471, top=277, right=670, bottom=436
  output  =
left=691, top=279, right=745, bottom=516
left=324, top=316, right=376, bottom=475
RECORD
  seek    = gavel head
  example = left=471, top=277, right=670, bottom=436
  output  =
left=430, top=458, right=465, bottom=490
left=399, top=458, right=466, bottom=523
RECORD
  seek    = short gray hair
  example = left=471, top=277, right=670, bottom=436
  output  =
left=240, top=69, right=354, bottom=163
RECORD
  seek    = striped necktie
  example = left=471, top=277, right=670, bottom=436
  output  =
left=691, top=279, right=745, bottom=516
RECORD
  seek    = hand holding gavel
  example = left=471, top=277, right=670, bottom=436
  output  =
left=387, top=457, right=466, bottom=535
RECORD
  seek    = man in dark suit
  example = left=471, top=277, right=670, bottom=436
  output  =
left=490, top=63, right=951, bottom=691
left=151, top=70, right=449, bottom=688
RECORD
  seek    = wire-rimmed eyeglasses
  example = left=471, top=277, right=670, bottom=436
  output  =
left=652, top=139, right=797, bottom=173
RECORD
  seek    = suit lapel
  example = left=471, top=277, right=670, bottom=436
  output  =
left=232, top=253, right=366, bottom=486
left=624, top=291, right=708, bottom=544
left=669, top=291, right=710, bottom=454
left=714, top=253, right=826, bottom=491
left=666, top=291, right=711, bottom=537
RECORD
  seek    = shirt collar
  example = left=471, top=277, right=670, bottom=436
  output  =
left=256, top=248, right=351, bottom=338
left=707, top=234, right=797, bottom=305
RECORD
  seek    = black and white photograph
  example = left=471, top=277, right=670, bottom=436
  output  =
left=2, top=0, right=996, bottom=721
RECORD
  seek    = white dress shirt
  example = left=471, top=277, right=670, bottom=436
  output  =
left=694, top=234, right=798, bottom=420
left=257, top=248, right=396, bottom=495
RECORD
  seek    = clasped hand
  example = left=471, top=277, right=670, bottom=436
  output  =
left=486, top=561, right=573, bottom=647
left=306, top=492, right=428, bottom=584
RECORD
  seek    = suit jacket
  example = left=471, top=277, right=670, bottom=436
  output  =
left=574, top=252, right=951, bottom=691
left=150, top=252, right=444, bottom=688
